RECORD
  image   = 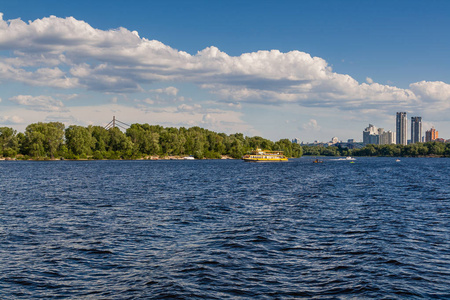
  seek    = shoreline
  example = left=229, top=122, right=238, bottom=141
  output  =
left=0, top=155, right=235, bottom=161
left=1, top=155, right=448, bottom=161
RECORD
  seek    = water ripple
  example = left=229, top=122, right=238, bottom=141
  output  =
left=0, top=158, right=449, bottom=298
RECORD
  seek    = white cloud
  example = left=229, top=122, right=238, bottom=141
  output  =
left=302, top=119, right=321, bottom=131
left=141, top=98, right=154, bottom=105
left=202, top=113, right=216, bottom=126
left=226, top=102, right=242, bottom=109
left=408, top=81, right=450, bottom=121
left=9, top=95, right=66, bottom=112
left=0, top=115, right=24, bottom=125
left=151, top=86, right=179, bottom=96
left=177, top=103, right=202, bottom=113
left=409, top=81, right=450, bottom=104
left=0, top=13, right=449, bottom=117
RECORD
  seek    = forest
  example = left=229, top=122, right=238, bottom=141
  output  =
left=0, top=122, right=303, bottom=160
left=1, top=122, right=449, bottom=160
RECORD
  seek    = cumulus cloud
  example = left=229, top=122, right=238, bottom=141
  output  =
left=177, top=103, right=202, bottom=113
left=302, top=119, right=321, bottom=131
left=9, top=95, right=66, bottom=112
left=141, top=98, right=154, bottom=104
left=409, top=81, right=450, bottom=104
left=0, top=13, right=449, bottom=113
left=202, top=113, right=217, bottom=126
left=0, top=115, right=24, bottom=125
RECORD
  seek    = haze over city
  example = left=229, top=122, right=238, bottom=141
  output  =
left=0, top=0, right=449, bottom=142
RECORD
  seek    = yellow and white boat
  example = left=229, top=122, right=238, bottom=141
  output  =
left=242, top=149, right=288, bottom=162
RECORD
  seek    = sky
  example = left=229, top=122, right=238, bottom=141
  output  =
left=0, top=0, right=449, bottom=142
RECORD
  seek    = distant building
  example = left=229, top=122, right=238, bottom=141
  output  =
left=425, top=128, right=438, bottom=142
left=363, top=124, right=379, bottom=145
left=411, top=116, right=422, bottom=144
left=380, top=130, right=395, bottom=145
left=396, top=112, right=407, bottom=145
left=291, top=138, right=301, bottom=144
left=331, top=137, right=339, bottom=144
left=363, top=124, right=396, bottom=146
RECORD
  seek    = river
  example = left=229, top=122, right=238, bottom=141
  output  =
left=1, top=157, right=449, bottom=299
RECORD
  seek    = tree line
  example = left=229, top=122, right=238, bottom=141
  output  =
left=0, top=122, right=303, bottom=160
left=303, top=142, right=450, bottom=157
left=2, top=122, right=448, bottom=160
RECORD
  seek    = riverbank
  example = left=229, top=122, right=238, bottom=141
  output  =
left=0, top=155, right=235, bottom=161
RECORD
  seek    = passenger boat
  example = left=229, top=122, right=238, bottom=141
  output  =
left=242, top=149, right=288, bottom=162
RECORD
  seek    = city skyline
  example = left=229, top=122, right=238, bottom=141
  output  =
left=0, top=1, right=449, bottom=142
left=360, top=112, right=440, bottom=147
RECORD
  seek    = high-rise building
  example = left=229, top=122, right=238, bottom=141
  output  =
left=411, top=117, right=422, bottom=144
left=363, top=125, right=396, bottom=145
left=363, top=124, right=379, bottom=145
left=396, top=112, right=407, bottom=145
left=380, top=130, right=395, bottom=145
left=425, top=128, right=438, bottom=142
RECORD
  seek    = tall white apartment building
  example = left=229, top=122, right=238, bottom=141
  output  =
left=396, top=112, right=407, bottom=145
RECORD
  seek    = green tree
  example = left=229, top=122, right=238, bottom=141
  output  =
left=291, top=143, right=303, bottom=158
left=427, top=142, right=445, bottom=156
left=90, top=126, right=111, bottom=152
left=23, top=122, right=65, bottom=158
left=229, top=138, right=244, bottom=159
left=302, top=145, right=321, bottom=156
left=108, top=127, right=133, bottom=157
left=0, top=127, right=19, bottom=157
left=274, top=139, right=293, bottom=157
left=65, top=125, right=96, bottom=156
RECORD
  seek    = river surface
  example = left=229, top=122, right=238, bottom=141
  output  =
left=0, top=157, right=449, bottom=299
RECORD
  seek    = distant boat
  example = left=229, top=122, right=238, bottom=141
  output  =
left=242, top=149, right=288, bottom=162
left=313, top=159, right=323, bottom=163
left=396, top=159, right=401, bottom=162
left=333, top=156, right=356, bottom=161
left=184, top=156, right=195, bottom=160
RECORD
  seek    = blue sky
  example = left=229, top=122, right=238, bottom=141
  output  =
left=0, top=0, right=449, bottom=142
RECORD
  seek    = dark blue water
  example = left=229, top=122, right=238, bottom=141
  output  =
left=1, top=158, right=449, bottom=299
